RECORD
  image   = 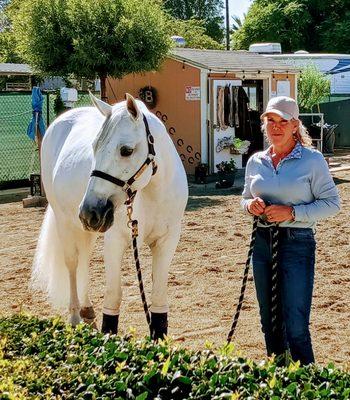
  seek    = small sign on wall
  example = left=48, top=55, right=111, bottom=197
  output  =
left=277, top=80, right=291, bottom=97
left=185, top=86, right=200, bottom=101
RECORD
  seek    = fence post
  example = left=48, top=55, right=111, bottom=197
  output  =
left=46, top=92, right=50, bottom=126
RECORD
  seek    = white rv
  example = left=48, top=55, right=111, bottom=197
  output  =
left=268, top=53, right=350, bottom=95
left=248, top=44, right=350, bottom=95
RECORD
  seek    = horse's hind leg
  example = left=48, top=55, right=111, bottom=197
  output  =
left=56, top=221, right=95, bottom=326
left=149, top=226, right=181, bottom=340
left=78, top=234, right=97, bottom=325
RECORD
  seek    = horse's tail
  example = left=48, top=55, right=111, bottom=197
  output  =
left=31, top=205, right=70, bottom=309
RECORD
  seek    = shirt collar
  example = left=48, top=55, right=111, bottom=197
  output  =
left=259, top=141, right=303, bottom=163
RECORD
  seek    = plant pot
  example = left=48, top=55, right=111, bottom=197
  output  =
left=195, top=165, right=208, bottom=184
left=216, top=171, right=235, bottom=188
left=229, top=145, right=240, bottom=155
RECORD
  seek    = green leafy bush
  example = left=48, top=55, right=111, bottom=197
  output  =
left=1, top=315, right=350, bottom=399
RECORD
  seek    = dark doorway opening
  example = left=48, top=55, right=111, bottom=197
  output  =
left=238, top=80, right=264, bottom=166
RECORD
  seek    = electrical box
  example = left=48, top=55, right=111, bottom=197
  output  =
left=60, top=87, right=78, bottom=107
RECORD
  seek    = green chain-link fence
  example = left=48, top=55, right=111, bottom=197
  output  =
left=0, top=91, right=94, bottom=189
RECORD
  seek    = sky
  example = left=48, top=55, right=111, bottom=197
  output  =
left=228, top=0, right=252, bottom=20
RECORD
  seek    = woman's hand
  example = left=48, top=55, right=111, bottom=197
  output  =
left=247, top=197, right=266, bottom=216
left=264, top=205, right=294, bottom=222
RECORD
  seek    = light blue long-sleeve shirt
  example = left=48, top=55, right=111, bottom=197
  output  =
left=241, top=142, right=341, bottom=228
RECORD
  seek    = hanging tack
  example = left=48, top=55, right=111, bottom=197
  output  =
left=182, top=61, right=185, bottom=70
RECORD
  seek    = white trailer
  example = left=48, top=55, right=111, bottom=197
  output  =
left=266, top=53, right=350, bottom=95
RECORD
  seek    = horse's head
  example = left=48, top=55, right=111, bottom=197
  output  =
left=79, top=93, right=155, bottom=232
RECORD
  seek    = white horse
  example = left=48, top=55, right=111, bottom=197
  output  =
left=32, top=93, right=188, bottom=339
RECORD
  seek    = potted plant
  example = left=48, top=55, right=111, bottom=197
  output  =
left=194, top=162, right=208, bottom=184
left=230, top=138, right=251, bottom=155
left=215, top=158, right=237, bottom=188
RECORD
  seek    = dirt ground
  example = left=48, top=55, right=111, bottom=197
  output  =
left=0, top=170, right=349, bottom=367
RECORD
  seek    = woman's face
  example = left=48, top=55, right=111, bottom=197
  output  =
left=264, top=113, right=299, bottom=148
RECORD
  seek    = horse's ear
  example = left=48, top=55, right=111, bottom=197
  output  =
left=89, top=91, right=112, bottom=118
left=125, top=93, right=141, bottom=121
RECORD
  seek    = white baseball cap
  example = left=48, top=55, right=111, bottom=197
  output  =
left=261, top=96, right=299, bottom=120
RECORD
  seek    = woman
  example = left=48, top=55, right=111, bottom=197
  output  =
left=241, top=96, right=340, bottom=365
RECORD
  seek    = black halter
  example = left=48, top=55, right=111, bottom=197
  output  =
left=90, top=114, right=157, bottom=203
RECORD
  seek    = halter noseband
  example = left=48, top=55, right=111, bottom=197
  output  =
left=90, top=114, right=157, bottom=203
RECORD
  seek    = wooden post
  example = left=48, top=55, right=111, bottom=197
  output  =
left=23, top=111, right=47, bottom=208
left=35, top=111, right=45, bottom=197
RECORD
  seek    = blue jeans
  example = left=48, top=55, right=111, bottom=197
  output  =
left=252, top=227, right=316, bottom=365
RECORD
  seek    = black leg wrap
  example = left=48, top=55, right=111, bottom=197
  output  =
left=101, top=313, right=119, bottom=334
left=150, top=312, right=168, bottom=340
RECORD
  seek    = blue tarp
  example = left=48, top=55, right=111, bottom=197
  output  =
left=27, top=87, right=46, bottom=141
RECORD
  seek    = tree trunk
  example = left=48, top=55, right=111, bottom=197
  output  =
left=225, top=0, right=230, bottom=50
left=100, top=74, right=108, bottom=103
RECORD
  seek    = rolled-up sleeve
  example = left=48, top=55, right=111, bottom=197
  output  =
left=293, top=153, right=341, bottom=222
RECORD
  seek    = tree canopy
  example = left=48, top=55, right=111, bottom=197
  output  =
left=232, top=0, right=350, bottom=53
left=163, top=0, right=224, bottom=43
left=0, top=0, right=22, bottom=62
left=168, top=18, right=223, bottom=50
left=11, top=0, right=171, bottom=100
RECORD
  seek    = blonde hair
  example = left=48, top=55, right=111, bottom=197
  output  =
left=261, top=118, right=313, bottom=147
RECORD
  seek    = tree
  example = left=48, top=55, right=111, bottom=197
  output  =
left=0, top=1, right=23, bottom=62
left=320, top=11, right=350, bottom=53
left=11, top=0, right=171, bottom=101
left=232, top=0, right=350, bottom=53
left=163, top=0, right=224, bottom=43
left=231, top=14, right=245, bottom=32
left=232, top=1, right=310, bottom=51
left=168, top=18, right=223, bottom=50
left=298, top=65, right=330, bottom=112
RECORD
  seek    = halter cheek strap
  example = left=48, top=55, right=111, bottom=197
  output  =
left=90, top=114, right=157, bottom=203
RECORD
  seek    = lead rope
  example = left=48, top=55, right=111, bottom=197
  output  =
left=227, top=218, right=279, bottom=343
left=227, top=217, right=258, bottom=343
left=126, top=200, right=152, bottom=334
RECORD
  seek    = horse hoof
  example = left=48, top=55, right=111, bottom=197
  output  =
left=83, top=317, right=98, bottom=329
left=101, top=313, right=119, bottom=334
left=151, top=312, right=168, bottom=340
left=70, top=314, right=81, bottom=327
left=80, top=306, right=96, bottom=320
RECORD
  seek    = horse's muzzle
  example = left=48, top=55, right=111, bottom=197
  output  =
left=79, top=199, right=114, bottom=232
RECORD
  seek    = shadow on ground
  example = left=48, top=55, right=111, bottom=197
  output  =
left=187, top=185, right=242, bottom=211
left=186, top=196, right=223, bottom=211
left=333, top=177, right=350, bottom=186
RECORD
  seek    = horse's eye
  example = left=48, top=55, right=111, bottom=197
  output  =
left=120, top=146, right=134, bottom=157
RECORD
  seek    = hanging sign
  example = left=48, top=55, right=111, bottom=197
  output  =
left=139, top=86, right=157, bottom=109
left=185, top=86, right=201, bottom=101
left=277, top=80, right=291, bottom=97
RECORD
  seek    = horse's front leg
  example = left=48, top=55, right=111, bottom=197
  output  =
left=149, top=226, right=181, bottom=340
left=102, top=231, right=128, bottom=334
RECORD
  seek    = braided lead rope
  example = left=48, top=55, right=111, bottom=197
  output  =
left=270, top=223, right=279, bottom=332
left=227, top=217, right=259, bottom=343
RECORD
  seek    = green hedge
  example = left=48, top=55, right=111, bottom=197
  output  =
left=1, top=315, right=350, bottom=399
